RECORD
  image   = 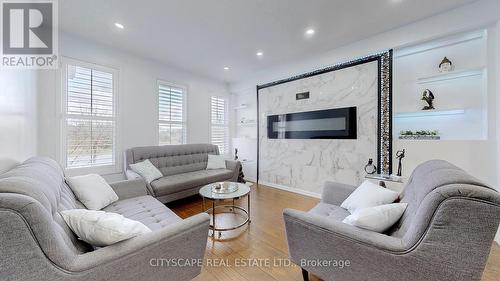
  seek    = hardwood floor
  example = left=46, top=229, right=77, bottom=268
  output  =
left=168, top=183, right=500, bottom=281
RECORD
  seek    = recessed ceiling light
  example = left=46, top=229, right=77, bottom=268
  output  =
left=305, top=28, right=315, bottom=36
left=114, top=23, right=124, bottom=29
left=256, top=51, right=264, bottom=57
left=223, top=66, right=230, bottom=70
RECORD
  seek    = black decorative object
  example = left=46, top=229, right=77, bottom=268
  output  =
left=234, top=148, right=239, bottom=160
left=296, top=92, right=310, bottom=100
left=396, top=149, right=406, bottom=177
left=267, top=107, right=357, bottom=139
left=439, top=57, right=454, bottom=72
left=237, top=165, right=246, bottom=183
left=364, top=158, right=377, bottom=175
left=421, top=89, right=435, bottom=110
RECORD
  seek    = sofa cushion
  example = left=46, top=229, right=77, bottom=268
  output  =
left=309, top=203, right=350, bottom=221
left=150, top=169, right=234, bottom=197
left=103, top=195, right=182, bottom=231
left=60, top=209, right=152, bottom=246
left=65, top=174, right=119, bottom=210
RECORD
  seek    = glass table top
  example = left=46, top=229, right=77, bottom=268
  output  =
left=199, top=182, right=250, bottom=200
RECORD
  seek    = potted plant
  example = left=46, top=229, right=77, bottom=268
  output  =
left=399, top=130, right=440, bottom=140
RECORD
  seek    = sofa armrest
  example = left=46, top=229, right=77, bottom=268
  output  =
left=321, top=181, right=356, bottom=206
left=225, top=160, right=241, bottom=182
left=70, top=213, right=210, bottom=275
left=109, top=179, right=149, bottom=200
left=283, top=208, right=405, bottom=252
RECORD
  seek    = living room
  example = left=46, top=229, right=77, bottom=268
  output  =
left=1, top=0, right=499, bottom=280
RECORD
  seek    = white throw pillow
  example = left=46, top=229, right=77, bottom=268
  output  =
left=342, top=203, right=408, bottom=233
left=66, top=174, right=119, bottom=210
left=60, top=209, right=152, bottom=247
left=129, top=159, right=163, bottom=183
left=206, top=154, right=226, bottom=170
left=340, top=180, right=399, bottom=213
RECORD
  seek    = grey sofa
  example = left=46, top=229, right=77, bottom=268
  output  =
left=125, top=144, right=241, bottom=203
left=284, top=160, right=500, bottom=281
left=0, top=157, right=210, bottom=281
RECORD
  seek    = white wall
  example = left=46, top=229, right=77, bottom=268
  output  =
left=230, top=0, right=500, bottom=192
left=38, top=33, right=230, bottom=180
left=495, top=20, right=500, bottom=245
left=0, top=69, right=38, bottom=173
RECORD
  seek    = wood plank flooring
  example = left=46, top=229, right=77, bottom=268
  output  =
left=167, top=183, right=500, bottom=281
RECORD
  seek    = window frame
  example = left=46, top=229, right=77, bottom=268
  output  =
left=156, top=80, right=188, bottom=145
left=210, top=95, right=230, bottom=155
left=58, top=57, right=120, bottom=176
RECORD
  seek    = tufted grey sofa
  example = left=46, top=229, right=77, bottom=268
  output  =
left=125, top=144, right=241, bottom=203
left=0, top=157, right=210, bottom=281
left=284, top=160, right=500, bottom=281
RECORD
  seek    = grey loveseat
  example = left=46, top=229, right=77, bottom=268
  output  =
left=0, top=157, right=210, bottom=281
left=284, top=160, right=500, bottom=281
left=125, top=144, right=241, bottom=203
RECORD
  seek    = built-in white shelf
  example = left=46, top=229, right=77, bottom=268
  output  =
left=233, top=104, right=249, bottom=110
left=394, top=109, right=465, bottom=118
left=238, top=123, right=256, bottom=127
left=237, top=119, right=257, bottom=127
left=416, top=68, right=484, bottom=85
left=232, top=137, right=257, bottom=141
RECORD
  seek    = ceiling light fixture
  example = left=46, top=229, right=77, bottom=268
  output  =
left=256, top=51, right=264, bottom=57
left=114, top=23, right=124, bottom=29
left=305, top=28, right=315, bottom=36
left=223, top=66, right=230, bottom=70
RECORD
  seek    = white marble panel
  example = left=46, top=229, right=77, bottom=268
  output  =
left=258, top=61, right=378, bottom=193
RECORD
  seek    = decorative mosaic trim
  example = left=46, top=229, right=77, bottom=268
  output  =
left=257, top=52, right=387, bottom=90
left=379, top=50, right=393, bottom=175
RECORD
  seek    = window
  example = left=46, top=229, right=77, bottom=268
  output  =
left=210, top=96, right=229, bottom=155
left=61, top=59, right=118, bottom=172
left=158, top=82, right=186, bottom=145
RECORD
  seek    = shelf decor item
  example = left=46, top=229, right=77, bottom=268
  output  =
left=364, top=158, right=377, bottom=175
left=438, top=56, right=454, bottom=72
left=421, top=89, right=435, bottom=110
left=396, top=149, right=406, bottom=177
left=399, top=130, right=440, bottom=140
left=211, top=182, right=239, bottom=194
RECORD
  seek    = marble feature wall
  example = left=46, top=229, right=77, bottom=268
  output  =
left=258, top=60, right=378, bottom=194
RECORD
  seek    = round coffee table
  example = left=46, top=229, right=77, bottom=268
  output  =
left=199, top=182, right=251, bottom=239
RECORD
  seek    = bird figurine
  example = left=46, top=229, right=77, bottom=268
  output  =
left=421, top=89, right=435, bottom=110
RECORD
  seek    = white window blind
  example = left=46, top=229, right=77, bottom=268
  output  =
left=63, top=63, right=116, bottom=169
left=210, top=96, right=229, bottom=154
left=158, top=82, right=186, bottom=145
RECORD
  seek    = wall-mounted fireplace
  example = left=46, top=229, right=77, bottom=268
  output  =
left=267, top=107, right=357, bottom=139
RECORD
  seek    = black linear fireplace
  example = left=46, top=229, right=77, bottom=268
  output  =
left=267, top=107, right=357, bottom=139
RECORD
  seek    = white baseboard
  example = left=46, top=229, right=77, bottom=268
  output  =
left=259, top=181, right=321, bottom=199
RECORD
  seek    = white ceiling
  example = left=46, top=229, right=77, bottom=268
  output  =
left=59, top=0, right=476, bottom=84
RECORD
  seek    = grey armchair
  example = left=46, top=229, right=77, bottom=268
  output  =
left=284, top=160, right=500, bottom=281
